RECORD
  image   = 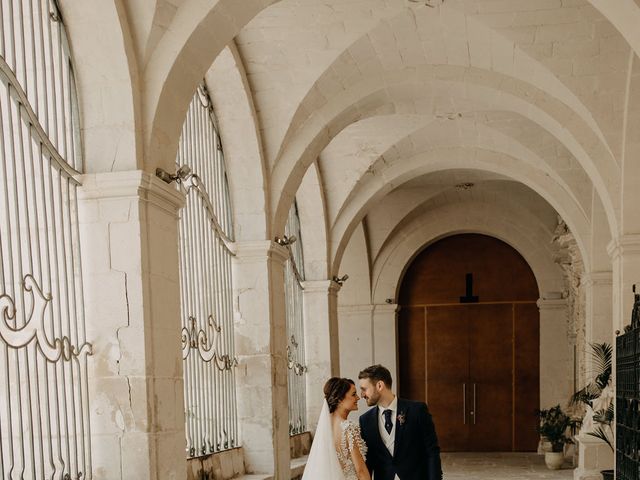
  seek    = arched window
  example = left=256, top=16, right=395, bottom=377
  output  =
left=284, top=201, right=307, bottom=435
left=177, top=84, right=238, bottom=458
left=0, top=1, right=91, bottom=479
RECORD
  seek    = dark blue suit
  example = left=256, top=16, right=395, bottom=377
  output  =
left=359, top=398, right=442, bottom=480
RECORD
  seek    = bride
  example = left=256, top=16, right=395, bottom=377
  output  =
left=302, top=377, right=371, bottom=480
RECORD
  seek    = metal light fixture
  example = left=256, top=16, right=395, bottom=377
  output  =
left=332, top=274, right=349, bottom=286
left=275, top=235, right=297, bottom=246
left=155, top=164, right=192, bottom=184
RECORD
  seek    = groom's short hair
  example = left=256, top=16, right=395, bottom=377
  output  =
left=358, top=364, right=392, bottom=388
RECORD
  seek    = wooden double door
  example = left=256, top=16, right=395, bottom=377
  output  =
left=399, top=303, right=539, bottom=452
left=397, top=234, right=540, bottom=452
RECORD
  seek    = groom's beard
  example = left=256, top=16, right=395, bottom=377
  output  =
left=365, top=391, right=380, bottom=406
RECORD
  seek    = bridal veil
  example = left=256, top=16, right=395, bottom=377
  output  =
left=301, top=400, right=345, bottom=479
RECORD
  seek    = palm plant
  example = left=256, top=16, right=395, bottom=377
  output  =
left=570, top=342, right=613, bottom=449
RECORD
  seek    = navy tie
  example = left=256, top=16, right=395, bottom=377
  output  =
left=383, top=409, right=393, bottom=435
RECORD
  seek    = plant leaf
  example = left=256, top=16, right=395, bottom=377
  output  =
left=589, top=343, right=612, bottom=388
left=587, top=426, right=613, bottom=451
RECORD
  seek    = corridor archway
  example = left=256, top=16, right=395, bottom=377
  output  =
left=398, top=234, right=540, bottom=452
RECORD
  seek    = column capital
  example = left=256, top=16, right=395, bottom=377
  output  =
left=77, top=170, right=185, bottom=215
left=536, top=298, right=568, bottom=310
left=338, top=304, right=375, bottom=315
left=336, top=303, right=399, bottom=314
left=302, top=279, right=341, bottom=295
left=234, top=240, right=289, bottom=264
left=373, top=303, right=399, bottom=314
left=581, top=271, right=613, bottom=287
left=607, top=234, right=640, bottom=260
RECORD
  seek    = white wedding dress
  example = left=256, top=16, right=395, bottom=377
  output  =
left=302, top=401, right=368, bottom=480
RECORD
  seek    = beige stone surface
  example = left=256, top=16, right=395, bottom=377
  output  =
left=11, top=0, right=640, bottom=478
left=442, top=453, right=574, bottom=479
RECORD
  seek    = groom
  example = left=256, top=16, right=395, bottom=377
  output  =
left=358, top=364, right=442, bottom=480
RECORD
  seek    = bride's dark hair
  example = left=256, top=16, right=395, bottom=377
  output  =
left=323, top=377, right=355, bottom=413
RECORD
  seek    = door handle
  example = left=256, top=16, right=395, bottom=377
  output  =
left=463, top=383, right=466, bottom=424
left=472, top=383, right=477, bottom=425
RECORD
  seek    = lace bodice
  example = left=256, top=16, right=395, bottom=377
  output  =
left=336, top=420, right=368, bottom=480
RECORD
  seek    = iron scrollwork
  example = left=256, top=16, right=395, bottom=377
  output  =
left=188, top=428, right=234, bottom=458
left=0, top=274, right=93, bottom=362
left=287, top=335, right=307, bottom=376
left=181, top=315, right=238, bottom=371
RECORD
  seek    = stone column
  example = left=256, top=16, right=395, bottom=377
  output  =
left=573, top=434, right=614, bottom=480
left=302, top=280, right=341, bottom=431
left=77, top=171, right=186, bottom=480
left=233, top=241, right=290, bottom=478
left=336, top=303, right=399, bottom=389
left=372, top=304, right=399, bottom=384
left=582, top=271, right=613, bottom=349
left=337, top=304, right=374, bottom=390
left=537, top=298, right=572, bottom=408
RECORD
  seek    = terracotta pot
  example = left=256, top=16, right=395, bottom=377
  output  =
left=544, top=451, right=564, bottom=470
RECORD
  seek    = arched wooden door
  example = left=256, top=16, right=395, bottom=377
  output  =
left=398, top=234, right=540, bottom=452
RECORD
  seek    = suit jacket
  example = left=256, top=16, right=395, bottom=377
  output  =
left=359, top=398, right=442, bottom=480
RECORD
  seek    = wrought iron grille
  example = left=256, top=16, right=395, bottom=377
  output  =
left=0, top=1, right=92, bottom=479
left=616, top=288, right=640, bottom=480
left=284, top=202, right=307, bottom=435
left=177, top=84, right=239, bottom=458
left=0, top=0, right=81, bottom=171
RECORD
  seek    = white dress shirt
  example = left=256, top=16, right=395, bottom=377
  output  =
left=377, top=396, right=400, bottom=480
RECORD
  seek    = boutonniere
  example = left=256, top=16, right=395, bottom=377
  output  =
left=396, top=412, right=406, bottom=426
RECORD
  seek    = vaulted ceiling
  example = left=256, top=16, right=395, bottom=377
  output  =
left=65, top=0, right=640, bottom=294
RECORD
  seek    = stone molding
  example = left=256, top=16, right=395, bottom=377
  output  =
left=337, top=303, right=398, bottom=314
left=573, top=433, right=614, bottom=480
left=581, top=271, right=613, bottom=287
left=607, top=234, right=640, bottom=259
left=77, top=170, right=185, bottom=216
left=302, top=279, right=341, bottom=295
left=234, top=240, right=289, bottom=264
left=338, top=304, right=375, bottom=315
left=536, top=298, right=568, bottom=310
left=373, top=303, right=399, bottom=315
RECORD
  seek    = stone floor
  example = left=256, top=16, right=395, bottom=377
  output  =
left=442, top=453, right=575, bottom=479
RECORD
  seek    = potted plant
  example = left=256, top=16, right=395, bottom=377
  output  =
left=536, top=405, right=578, bottom=470
left=570, top=342, right=614, bottom=480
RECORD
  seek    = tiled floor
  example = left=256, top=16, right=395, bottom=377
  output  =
left=442, top=453, right=575, bottom=479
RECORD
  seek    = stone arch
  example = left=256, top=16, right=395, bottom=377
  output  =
left=621, top=53, right=640, bottom=234
left=205, top=44, right=269, bottom=240
left=295, top=163, right=329, bottom=280
left=271, top=73, right=617, bottom=241
left=60, top=0, right=141, bottom=172
left=587, top=0, right=640, bottom=59
left=330, top=150, right=591, bottom=276
left=370, top=200, right=564, bottom=305
left=143, top=0, right=281, bottom=174
left=275, top=9, right=609, bottom=160
left=325, top=115, right=590, bottom=228
left=267, top=7, right=619, bottom=236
